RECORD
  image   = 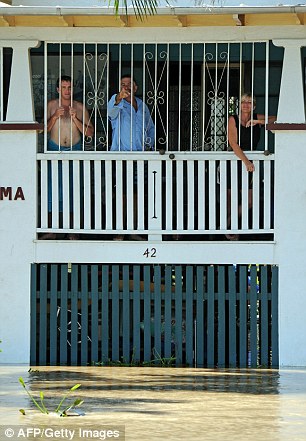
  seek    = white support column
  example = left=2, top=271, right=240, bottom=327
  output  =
left=273, top=40, right=306, bottom=366
left=273, top=39, right=306, bottom=123
left=4, top=40, right=39, bottom=122
left=274, top=131, right=306, bottom=367
left=0, top=40, right=38, bottom=363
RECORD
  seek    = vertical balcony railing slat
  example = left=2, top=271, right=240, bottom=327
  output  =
left=165, top=161, right=173, bottom=230
left=137, top=161, right=145, bottom=231
left=241, top=166, right=249, bottom=231
left=197, top=161, right=206, bottom=231
left=176, top=161, right=184, bottom=231
left=83, top=160, right=91, bottom=230
left=40, top=160, right=48, bottom=229
left=264, top=161, right=272, bottom=230
left=230, top=161, right=239, bottom=231
left=219, top=160, right=227, bottom=231
left=252, top=160, right=260, bottom=231
left=208, top=161, right=216, bottom=230
left=94, top=160, right=102, bottom=230
left=51, top=161, right=59, bottom=229
left=105, top=161, right=113, bottom=230
left=187, top=162, right=195, bottom=231
left=115, top=161, right=123, bottom=231
left=207, top=265, right=215, bottom=368
left=62, top=160, right=70, bottom=229
left=73, top=160, right=81, bottom=229
left=126, top=160, right=134, bottom=231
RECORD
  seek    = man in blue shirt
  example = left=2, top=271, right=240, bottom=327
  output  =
left=108, top=75, right=155, bottom=151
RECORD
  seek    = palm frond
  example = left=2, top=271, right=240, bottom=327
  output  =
left=109, top=1, right=171, bottom=20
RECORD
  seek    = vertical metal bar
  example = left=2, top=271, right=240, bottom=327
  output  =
left=30, top=264, right=37, bottom=365
left=190, top=44, right=194, bottom=152
left=226, top=43, right=230, bottom=149
left=70, top=43, right=74, bottom=150
left=265, top=42, right=269, bottom=151
left=260, top=265, right=269, bottom=367
left=185, top=266, right=194, bottom=366
left=143, top=265, right=152, bottom=362
left=201, top=43, right=206, bottom=152
left=175, top=265, right=183, bottom=366
left=80, top=265, right=89, bottom=366
left=70, top=264, right=79, bottom=366
left=196, top=266, right=204, bottom=367
left=217, top=266, right=226, bottom=367
left=122, top=264, right=131, bottom=363
left=228, top=265, right=237, bottom=367
left=250, top=264, right=258, bottom=367
left=101, top=265, right=109, bottom=363
left=271, top=265, right=279, bottom=367
left=178, top=44, right=182, bottom=151
left=166, top=43, right=169, bottom=152
left=239, top=265, right=247, bottom=367
left=49, top=264, right=58, bottom=365
left=154, top=265, right=162, bottom=359
left=207, top=265, right=215, bottom=367
left=91, top=264, right=99, bottom=363
left=59, top=264, right=68, bottom=365
left=130, top=44, right=134, bottom=151
left=214, top=43, right=218, bottom=151
left=164, top=265, right=172, bottom=360
left=44, top=42, right=48, bottom=152
left=83, top=43, right=86, bottom=151
left=251, top=42, right=255, bottom=150
left=133, top=265, right=141, bottom=362
left=111, top=265, right=120, bottom=362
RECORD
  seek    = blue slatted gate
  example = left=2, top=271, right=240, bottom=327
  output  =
left=30, top=264, right=279, bottom=367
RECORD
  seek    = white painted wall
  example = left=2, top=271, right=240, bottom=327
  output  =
left=0, top=131, right=36, bottom=363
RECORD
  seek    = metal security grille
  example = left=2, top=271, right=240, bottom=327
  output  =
left=30, top=41, right=278, bottom=152
left=30, top=263, right=279, bottom=368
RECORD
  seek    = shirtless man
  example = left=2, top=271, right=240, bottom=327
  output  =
left=47, top=75, right=93, bottom=150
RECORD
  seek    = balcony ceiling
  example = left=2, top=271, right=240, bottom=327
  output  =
left=1, top=1, right=306, bottom=27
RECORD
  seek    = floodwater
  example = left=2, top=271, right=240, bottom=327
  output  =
left=0, top=366, right=306, bottom=441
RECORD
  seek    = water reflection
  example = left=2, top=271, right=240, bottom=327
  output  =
left=0, top=366, right=306, bottom=441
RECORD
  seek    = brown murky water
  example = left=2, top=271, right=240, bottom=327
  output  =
left=0, top=366, right=306, bottom=440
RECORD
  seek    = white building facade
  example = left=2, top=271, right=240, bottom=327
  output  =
left=0, top=1, right=306, bottom=366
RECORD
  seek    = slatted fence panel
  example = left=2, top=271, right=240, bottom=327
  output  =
left=31, top=263, right=278, bottom=368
